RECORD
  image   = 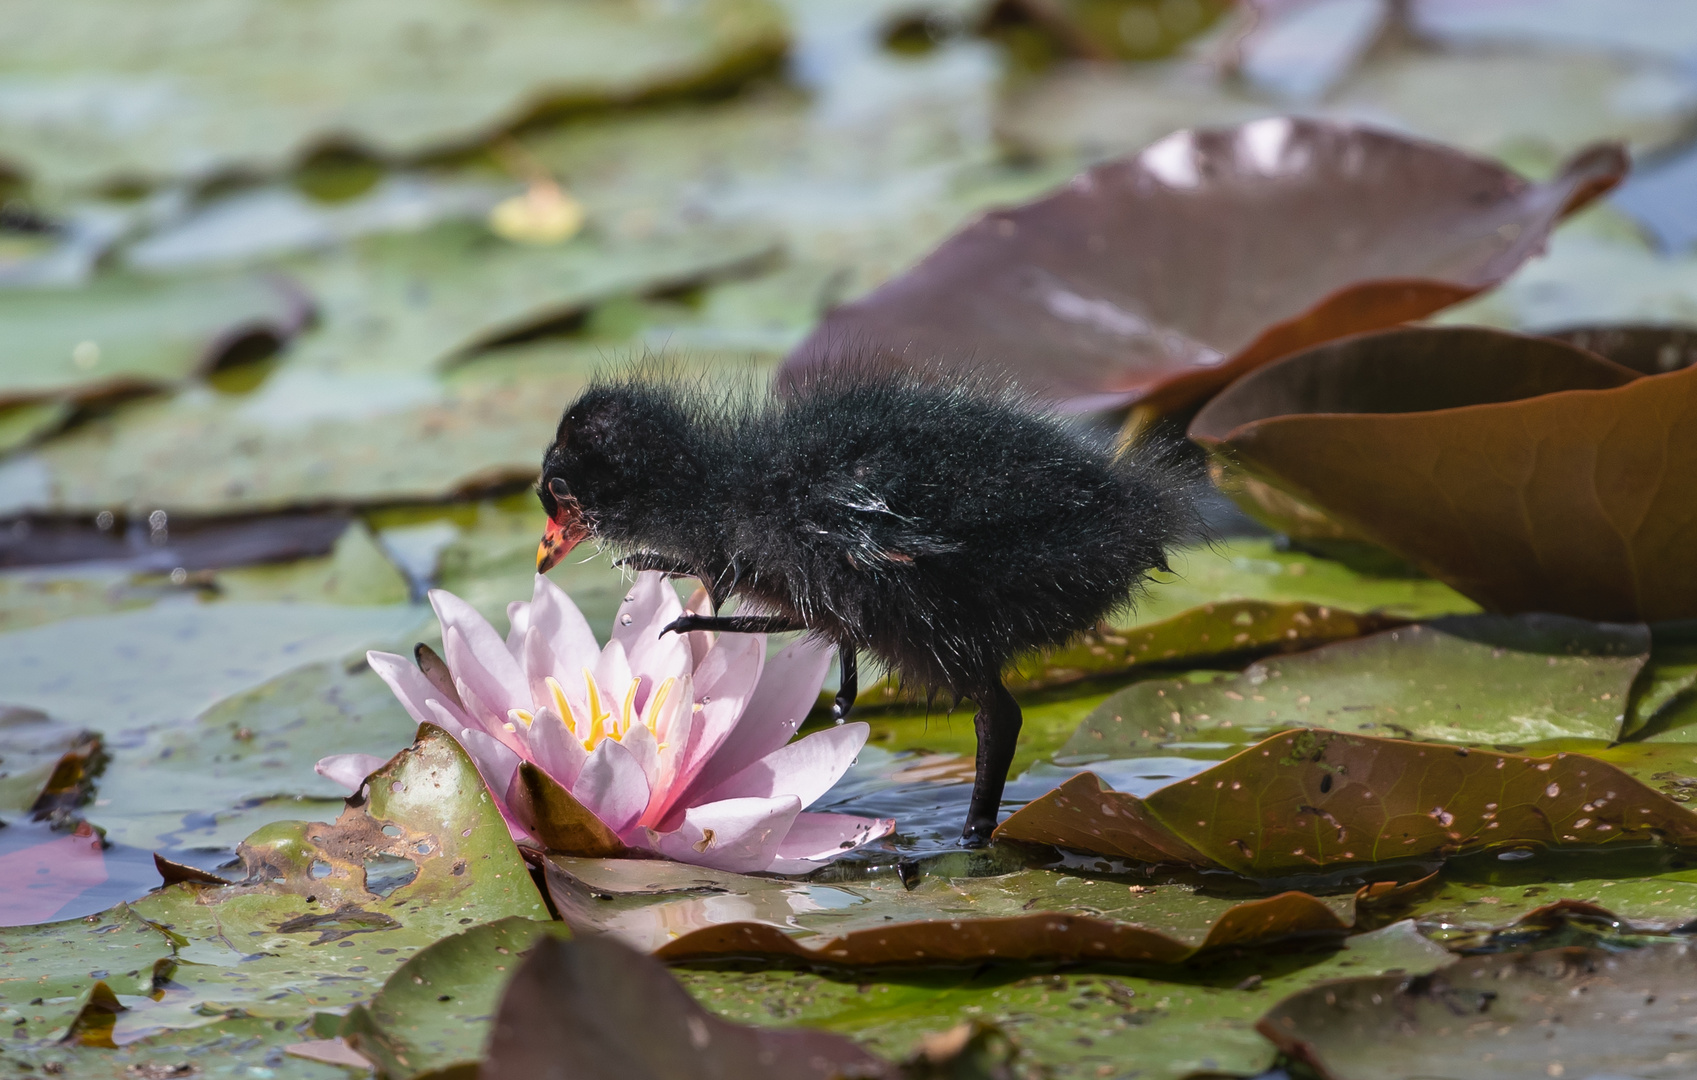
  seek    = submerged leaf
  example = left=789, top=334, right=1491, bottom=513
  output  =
left=998, top=730, right=1697, bottom=876
left=781, top=119, right=1625, bottom=412
left=1191, top=325, right=1697, bottom=621
left=1061, top=613, right=1649, bottom=758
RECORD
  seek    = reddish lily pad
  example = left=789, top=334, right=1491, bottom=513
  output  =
left=1257, top=940, right=1697, bottom=1080
left=0, top=821, right=106, bottom=926
left=1190, top=325, right=1697, bottom=621
left=997, top=730, right=1697, bottom=877
left=780, top=119, right=1625, bottom=413
left=482, top=933, right=891, bottom=1080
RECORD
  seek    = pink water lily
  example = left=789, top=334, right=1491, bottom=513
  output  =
left=317, top=572, right=893, bottom=874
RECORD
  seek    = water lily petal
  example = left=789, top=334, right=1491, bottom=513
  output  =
left=366, top=650, right=472, bottom=730
left=593, top=638, right=634, bottom=705
left=701, top=722, right=869, bottom=809
left=314, top=753, right=388, bottom=793
left=505, top=599, right=532, bottom=656
left=432, top=589, right=527, bottom=713
left=451, top=668, right=526, bottom=754
left=456, top=727, right=523, bottom=802
left=524, top=626, right=588, bottom=725
left=620, top=721, right=661, bottom=788
left=519, top=705, right=587, bottom=790
left=646, top=795, right=803, bottom=873
left=765, top=812, right=896, bottom=875
left=682, top=636, right=835, bottom=802
left=653, top=632, right=766, bottom=822
left=571, top=738, right=651, bottom=834
left=528, top=572, right=601, bottom=678
left=611, top=571, right=683, bottom=662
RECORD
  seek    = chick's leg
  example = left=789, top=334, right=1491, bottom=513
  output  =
left=659, top=614, right=807, bottom=637
left=961, top=680, right=1021, bottom=847
left=832, top=650, right=858, bottom=725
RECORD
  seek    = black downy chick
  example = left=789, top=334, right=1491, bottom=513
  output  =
left=535, top=369, right=1197, bottom=845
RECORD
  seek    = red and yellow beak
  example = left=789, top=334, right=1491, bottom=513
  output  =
left=537, top=499, right=591, bottom=574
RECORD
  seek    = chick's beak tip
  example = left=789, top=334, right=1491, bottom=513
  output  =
left=536, top=514, right=582, bottom=574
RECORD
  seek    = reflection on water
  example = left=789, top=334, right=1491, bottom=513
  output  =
left=808, top=745, right=1214, bottom=872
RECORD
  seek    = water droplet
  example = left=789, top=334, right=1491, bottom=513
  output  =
left=620, top=613, right=633, bottom=625
left=1546, top=782, right=1561, bottom=798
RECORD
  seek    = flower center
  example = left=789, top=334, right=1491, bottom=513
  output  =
left=511, top=672, right=676, bottom=752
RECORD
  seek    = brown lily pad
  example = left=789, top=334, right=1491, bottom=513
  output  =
left=1257, top=940, right=1697, bottom=1080
left=1190, top=324, right=1697, bottom=621
left=482, top=933, right=891, bottom=1080
left=780, top=119, right=1625, bottom=413
left=996, top=730, right=1697, bottom=877
left=650, top=881, right=1436, bottom=969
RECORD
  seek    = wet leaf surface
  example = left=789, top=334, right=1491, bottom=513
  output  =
left=1191, top=325, right=1697, bottom=621
left=90, top=650, right=420, bottom=863
left=1258, top=939, right=1697, bottom=1080
left=545, top=855, right=1436, bottom=967
left=1003, top=600, right=1404, bottom=693
left=0, top=902, right=176, bottom=1040
left=483, top=932, right=890, bottom=1080
left=39, top=725, right=549, bottom=1045
left=678, top=920, right=1453, bottom=1080
left=1060, top=614, right=1649, bottom=759
left=0, top=0, right=786, bottom=192
left=782, top=118, right=1624, bottom=412
left=0, top=273, right=313, bottom=407
left=999, top=730, right=1697, bottom=876
left=338, top=916, right=565, bottom=1078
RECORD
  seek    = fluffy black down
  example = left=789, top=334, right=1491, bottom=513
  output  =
left=541, top=368, right=1199, bottom=696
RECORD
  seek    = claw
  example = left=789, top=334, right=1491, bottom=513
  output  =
left=659, top=614, right=700, bottom=638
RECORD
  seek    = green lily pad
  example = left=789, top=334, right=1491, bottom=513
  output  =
left=0, top=902, right=175, bottom=1042
left=0, top=0, right=787, bottom=193
left=1258, top=939, right=1697, bottom=1080
left=1407, top=868, right=1697, bottom=935
left=0, top=570, right=159, bottom=636
left=0, top=335, right=771, bottom=516
left=0, top=600, right=424, bottom=735
left=1000, top=730, right=1697, bottom=876
left=1625, top=622, right=1697, bottom=740
left=678, top=920, right=1453, bottom=1080
left=206, top=521, right=411, bottom=606
left=13, top=1015, right=351, bottom=1080
left=1061, top=614, right=1649, bottom=761
left=338, top=916, right=567, bottom=1078
left=1003, top=600, right=1403, bottom=693
left=288, top=220, right=780, bottom=375
left=90, top=650, right=421, bottom=860
left=0, top=272, right=312, bottom=407
left=105, top=725, right=545, bottom=1040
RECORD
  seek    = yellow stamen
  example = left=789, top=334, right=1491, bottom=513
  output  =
left=582, top=668, right=609, bottom=750
left=507, top=709, right=535, bottom=729
left=620, top=679, right=641, bottom=738
left=545, top=676, right=576, bottom=734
